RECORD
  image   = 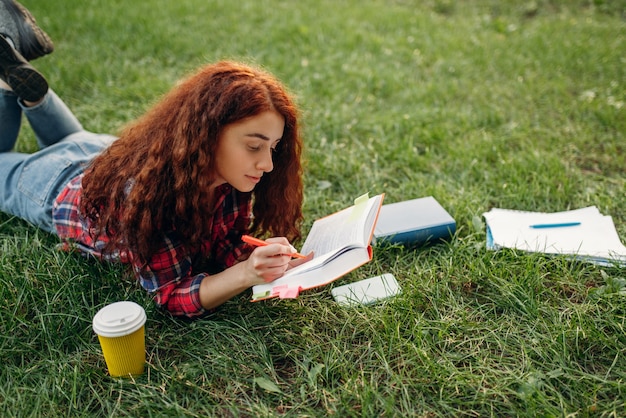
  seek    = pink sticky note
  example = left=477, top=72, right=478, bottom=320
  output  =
left=270, top=285, right=301, bottom=299
left=271, top=285, right=288, bottom=297
left=279, top=287, right=301, bottom=299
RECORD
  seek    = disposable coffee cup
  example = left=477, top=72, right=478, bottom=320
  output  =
left=92, top=301, right=147, bottom=377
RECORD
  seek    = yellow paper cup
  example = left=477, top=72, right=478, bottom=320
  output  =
left=92, top=301, right=147, bottom=377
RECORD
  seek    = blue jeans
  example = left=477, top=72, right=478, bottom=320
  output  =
left=0, top=88, right=116, bottom=233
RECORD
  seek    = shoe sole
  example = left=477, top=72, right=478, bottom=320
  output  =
left=0, top=35, right=48, bottom=102
left=7, top=65, right=48, bottom=102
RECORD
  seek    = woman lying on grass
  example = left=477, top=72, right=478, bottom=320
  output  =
left=0, top=0, right=310, bottom=318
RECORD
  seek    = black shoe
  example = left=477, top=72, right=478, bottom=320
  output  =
left=0, top=34, right=47, bottom=102
left=0, top=0, right=53, bottom=61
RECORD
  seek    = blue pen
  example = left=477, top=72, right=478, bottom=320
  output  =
left=529, top=222, right=581, bottom=229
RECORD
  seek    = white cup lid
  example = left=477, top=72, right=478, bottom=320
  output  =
left=92, top=301, right=147, bottom=337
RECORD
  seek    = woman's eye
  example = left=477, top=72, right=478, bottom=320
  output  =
left=248, top=145, right=260, bottom=151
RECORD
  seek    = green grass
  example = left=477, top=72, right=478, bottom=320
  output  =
left=1, top=0, right=625, bottom=416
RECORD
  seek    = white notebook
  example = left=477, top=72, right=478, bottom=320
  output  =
left=483, top=206, right=626, bottom=266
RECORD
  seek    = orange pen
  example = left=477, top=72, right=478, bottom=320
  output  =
left=241, top=235, right=306, bottom=259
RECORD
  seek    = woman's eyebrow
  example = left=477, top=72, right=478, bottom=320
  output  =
left=246, top=133, right=281, bottom=142
left=245, top=133, right=270, bottom=140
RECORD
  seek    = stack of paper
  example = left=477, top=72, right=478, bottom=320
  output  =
left=483, top=206, right=626, bottom=266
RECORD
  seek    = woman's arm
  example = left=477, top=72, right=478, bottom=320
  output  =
left=133, top=234, right=311, bottom=317
left=198, top=238, right=312, bottom=310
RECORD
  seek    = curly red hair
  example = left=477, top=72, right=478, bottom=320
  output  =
left=80, top=61, right=304, bottom=263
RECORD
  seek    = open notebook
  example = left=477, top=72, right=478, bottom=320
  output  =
left=483, top=206, right=626, bottom=266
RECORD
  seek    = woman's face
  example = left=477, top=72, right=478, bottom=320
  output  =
left=212, top=110, right=285, bottom=192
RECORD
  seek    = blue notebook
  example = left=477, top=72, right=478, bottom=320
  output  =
left=373, top=196, right=456, bottom=246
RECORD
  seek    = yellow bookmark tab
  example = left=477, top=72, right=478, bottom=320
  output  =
left=349, top=193, right=369, bottom=221
left=252, top=290, right=270, bottom=300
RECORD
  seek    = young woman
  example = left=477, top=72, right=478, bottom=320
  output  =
left=0, top=1, right=310, bottom=318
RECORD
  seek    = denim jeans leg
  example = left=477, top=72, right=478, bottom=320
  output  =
left=0, top=131, right=116, bottom=234
left=21, top=88, right=84, bottom=149
left=0, top=88, right=22, bottom=152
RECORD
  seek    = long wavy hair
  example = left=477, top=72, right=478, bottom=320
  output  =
left=80, top=61, right=304, bottom=263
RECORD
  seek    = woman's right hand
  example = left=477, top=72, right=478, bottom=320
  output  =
left=243, top=237, right=298, bottom=285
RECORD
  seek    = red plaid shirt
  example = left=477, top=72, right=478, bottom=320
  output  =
left=52, top=174, right=254, bottom=318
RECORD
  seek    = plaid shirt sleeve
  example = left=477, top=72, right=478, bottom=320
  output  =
left=130, top=232, right=209, bottom=318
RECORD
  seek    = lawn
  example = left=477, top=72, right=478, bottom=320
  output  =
left=1, top=0, right=625, bottom=416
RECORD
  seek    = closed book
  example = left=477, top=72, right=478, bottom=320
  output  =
left=373, top=196, right=456, bottom=246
